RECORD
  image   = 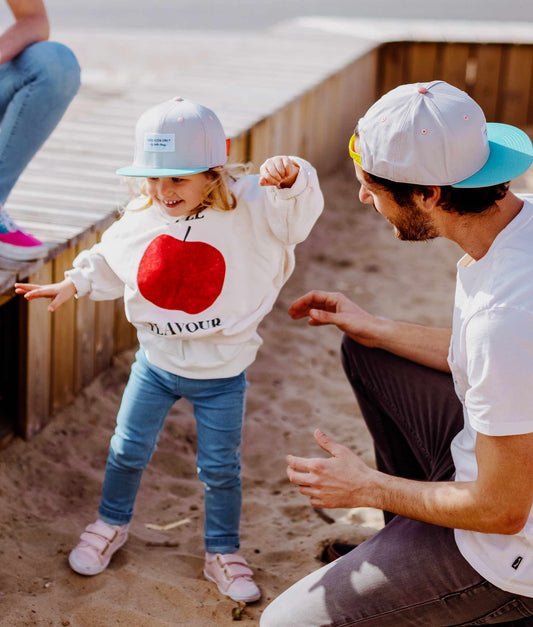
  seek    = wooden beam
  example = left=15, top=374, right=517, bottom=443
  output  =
left=438, top=43, right=471, bottom=91
left=93, top=229, right=115, bottom=376
left=470, top=44, right=504, bottom=122
left=74, top=232, right=97, bottom=393
left=406, top=43, right=439, bottom=84
left=51, top=248, right=77, bottom=413
left=499, top=44, right=533, bottom=125
left=20, top=262, right=52, bottom=438
left=378, top=43, right=408, bottom=96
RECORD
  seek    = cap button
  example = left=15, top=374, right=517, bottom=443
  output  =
left=173, top=96, right=184, bottom=102
left=418, top=86, right=428, bottom=94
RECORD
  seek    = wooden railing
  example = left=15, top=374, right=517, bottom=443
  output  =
left=378, top=42, right=533, bottom=126
left=4, top=38, right=533, bottom=443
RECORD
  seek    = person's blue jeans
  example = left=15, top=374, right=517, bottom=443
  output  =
left=99, top=348, right=247, bottom=555
left=0, top=41, right=80, bottom=204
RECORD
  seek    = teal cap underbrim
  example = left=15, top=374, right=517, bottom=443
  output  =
left=453, top=123, right=533, bottom=188
left=116, top=165, right=210, bottom=177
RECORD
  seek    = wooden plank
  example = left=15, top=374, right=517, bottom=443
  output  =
left=248, top=116, right=273, bottom=173
left=299, top=90, right=320, bottom=165
left=339, top=50, right=379, bottom=136
left=113, top=298, right=137, bottom=355
left=378, top=43, right=408, bottom=96
left=0, top=270, right=16, bottom=296
left=0, top=297, right=19, bottom=446
left=74, top=232, right=97, bottom=393
left=51, top=248, right=77, bottom=413
left=283, top=98, right=304, bottom=158
left=499, top=44, right=533, bottom=126
left=95, top=299, right=115, bottom=375
left=439, top=43, right=471, bottom=91
left=227, top=132, right=250, bottom=165
left=470, top=44, right=504, bottom=122
left=21, top=262, right=52, bottom=438
left=405, top=43, right=439, bottom=84
left=0, top=291, right=14, bottom=307
left=266, top=106, right=289, bottom=158
left=268, top=100, right=301, bottom=159
left=93, top=229, right=115, bottom=375
left=291, top=85, right=322, bottom=171
left=316, top=73, right=344, bottom=175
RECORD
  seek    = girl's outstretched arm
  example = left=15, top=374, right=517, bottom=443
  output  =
left=15, top=277, right=76, bottom=312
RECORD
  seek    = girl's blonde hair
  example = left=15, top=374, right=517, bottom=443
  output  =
left=123, top=162, right=251, bottom=213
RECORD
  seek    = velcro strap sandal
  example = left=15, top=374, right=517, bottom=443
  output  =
left=68, top=519, right=129, bottom=576
left=204, top=552, right=261, bottom=603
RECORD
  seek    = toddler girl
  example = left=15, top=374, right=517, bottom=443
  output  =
left=15, top=97, right=323, bottom=602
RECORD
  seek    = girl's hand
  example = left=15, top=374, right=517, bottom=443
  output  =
left=259, top=156, right=300, bottom=188
left=15, top=277, right=77, bottom=312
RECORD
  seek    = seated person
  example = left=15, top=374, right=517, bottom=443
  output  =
left=0, top=0, right=80, bottom=260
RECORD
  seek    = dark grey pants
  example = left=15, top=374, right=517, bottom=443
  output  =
left=261, top=336, right=533, bottom=626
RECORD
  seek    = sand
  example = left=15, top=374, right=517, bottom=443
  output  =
left=3, top=159, right=530, bottom=626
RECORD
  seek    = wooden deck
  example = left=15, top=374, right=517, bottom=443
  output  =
left=2, top=22, right=533, bottom=444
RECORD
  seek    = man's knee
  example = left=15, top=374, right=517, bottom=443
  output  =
left=341, top=334, right=369, bottom=385
left=260, top=599, right=291, bottom=627
left=21, top=41, right=81, bottom=100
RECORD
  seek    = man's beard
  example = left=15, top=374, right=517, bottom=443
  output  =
left=390, top=200, right=438, bottom=242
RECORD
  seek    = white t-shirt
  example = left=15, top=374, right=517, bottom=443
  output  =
left=66, top=157, right=323, bottom=379
left=449, top=195, right=533, bottom=597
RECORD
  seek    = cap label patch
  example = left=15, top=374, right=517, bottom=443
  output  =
left=144, top=133, right=175, bottom=152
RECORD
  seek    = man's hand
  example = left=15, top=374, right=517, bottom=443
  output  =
left=286, top=429, right=373, bottom=509
left=259, top=156, right=300, bottom=189
left=288, top=290, right=383, bottom=347
left=15, top=277, right=77, bottom=312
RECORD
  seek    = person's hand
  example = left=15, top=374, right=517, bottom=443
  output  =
left=288, top=289, right=383, bottom=347
left=15, top=277, right=77, bottom=312
left=1, top=0, right=50, bottom=65
left=259, top=156, right=300, bottom=188
left=286, top=429, right=373, bottom=509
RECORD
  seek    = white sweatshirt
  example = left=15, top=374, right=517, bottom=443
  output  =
left=66, top=158, right=323, bottom=378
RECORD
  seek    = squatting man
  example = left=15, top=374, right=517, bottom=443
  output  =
left=261, top=80, right=533, bottom=626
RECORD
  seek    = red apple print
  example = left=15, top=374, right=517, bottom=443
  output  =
left=137, top=226, right=226, bottom=313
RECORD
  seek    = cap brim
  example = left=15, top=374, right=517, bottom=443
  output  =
left=116, top=165, right=209, bottom=177
left=453, top=123, right=533, bottom=188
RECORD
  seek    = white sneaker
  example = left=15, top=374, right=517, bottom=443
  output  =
left=68, top=519, right=129, bottom=576
left=204, top=552, right=261, bottom=603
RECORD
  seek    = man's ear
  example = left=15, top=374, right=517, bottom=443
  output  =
left=419, top=185, right=441, bottom=208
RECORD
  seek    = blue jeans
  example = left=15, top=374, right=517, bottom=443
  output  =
left=0, top=41, right=80, bottom=204
left=99, top=349, right=247, bottom=555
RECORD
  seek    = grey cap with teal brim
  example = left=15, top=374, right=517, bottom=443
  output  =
left=116, top=97, right=228, bottom=178
left=453, top=122, right=533, bottom=188
left=358, top=81, right=533, bottom=188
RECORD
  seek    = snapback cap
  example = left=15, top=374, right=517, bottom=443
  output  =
left=357, top=80, right=533, bottom=188
left=117, top=97, right=228, bottom=177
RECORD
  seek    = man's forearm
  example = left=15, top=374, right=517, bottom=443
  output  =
left=364, top=471, right=526, bottom=535
left=371, top=318, right=452, bottom=372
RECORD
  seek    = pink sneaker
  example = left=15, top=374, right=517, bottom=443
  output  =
left=204, top=552, right=261, bottom=603
left=68, top=519, right=129, bottom=576
left=0, top=208, right=48, bottom=260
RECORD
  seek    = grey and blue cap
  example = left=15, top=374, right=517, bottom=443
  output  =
left=116, top=97, right=228, bottom=177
